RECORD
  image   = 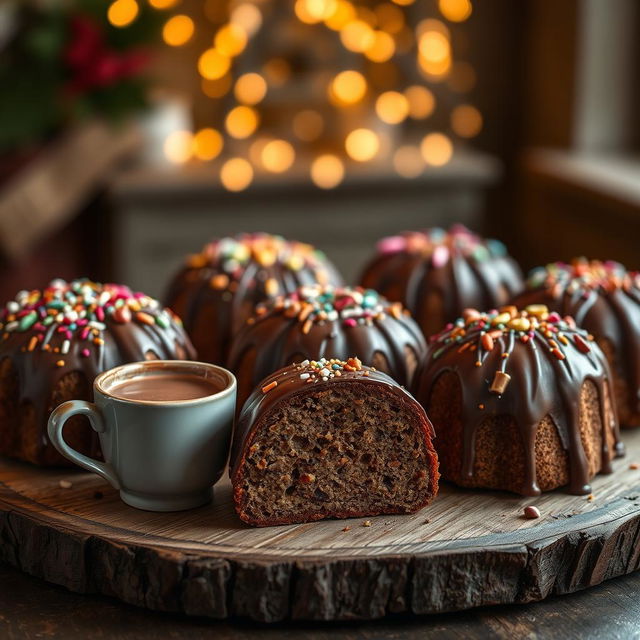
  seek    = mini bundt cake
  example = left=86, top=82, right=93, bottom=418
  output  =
left=228, top=284, right=427, bottom=409
left=512, top=259, right=640, bottom=428
left=0, top=278, right=195, bottom=466
left=165, top=233, right=343, bottom=364
left=230, top=357, right=439, bottom=526
left=412, top=305, right=624, bottom=496
left=359, top=225, right=523, bottom=338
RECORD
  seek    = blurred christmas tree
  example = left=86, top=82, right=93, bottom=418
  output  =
left=126, top=0, right=482, bottom=190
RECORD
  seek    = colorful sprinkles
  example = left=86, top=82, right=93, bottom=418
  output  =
left=260, top=357, right=369, bottom=394
left=375, top=224, right=508, bottom=265
left=527, top=258, right=639, bottom=295
left=430, top=305, right=597, bottom=395
left=0, top=279, right=180, bottom=365
left=187, top=233, right=332, bottom=294
left=251, top=285, right=407, bottom=330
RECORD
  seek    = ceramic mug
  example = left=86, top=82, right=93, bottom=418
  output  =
left=48, top=360, right=236, bottom=512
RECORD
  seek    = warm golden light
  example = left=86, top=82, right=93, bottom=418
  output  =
left=231, top=3, right=263, bottom=35
left=234, top=73, right=267, bottom=105
left=324, top=1, right=356, bottom=30
left=329, top=70, right=367, bottom=105
left=391, top=0, right=414, bottom=5
left=198, top=48, right=231, bottom=80
left=162, top=15, right=194, bottom=47
left=416, top=18, right=450, bottom=38
left=292, top=110, right=324, bottom=141
left=149, top=0, right=178, bottom=8
left=220, top=158, right=254, bottom=192
left=193, top=128, right=223, bottom=162
left=164, top=130, right=193, bottom=164
left=249, top=137, right=271, bottom=165
left=225, top=106, right=259, bottom=139
left=404, top=85, right=435, bottom=119
left=215, top=23, right=248, bottom=58
left=261, top=140, right=296, bottom=173
left=374, top=4, right=404, bottom=34
left=345, top=128, right=380, bottom=162
left=201, top=73, right=232, bottom=98
left=419, top=30, right=451, bottom=63
left=263, top=58, right=291, bottom=87
left=294, top=0, right=320, bottom=23
left=375, top=91, right=409, bottom=124
left=451, top=104, right=483, bottom=138
left=420, top=132, right=453, bottom=166
left=364, top=31, right=395, bottom=62
left=107, top=0, right=138, bottom=27
left=393, top=146, right=424, bottom=178
left=311, top=155, right=345, bottom=189
left=340, top=20, right=375, bottom=52
left=439, top=0, right=472, bottom=22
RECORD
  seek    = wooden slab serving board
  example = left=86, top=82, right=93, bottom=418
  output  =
left=2, top=430, right=640, bottom=623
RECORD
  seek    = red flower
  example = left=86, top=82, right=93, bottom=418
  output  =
left=64, top=14, right=149, bottom=95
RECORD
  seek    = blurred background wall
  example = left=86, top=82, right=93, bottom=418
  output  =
left=0, top=0, right=638, bottom=299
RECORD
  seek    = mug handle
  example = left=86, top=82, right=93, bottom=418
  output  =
left=48, top=400, right=121, bottom=490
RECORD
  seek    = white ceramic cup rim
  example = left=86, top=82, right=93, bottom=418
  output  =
left=94, top=360, right=237, bottom=406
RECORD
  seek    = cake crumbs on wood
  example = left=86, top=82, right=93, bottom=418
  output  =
left=362, top=520, right=372, bottom=527
left=630, top=462, right=640, bottom=470
left=342, top=526, right=351, bottom=532
left=587, top=493, right=595, bottom=501
left=523, top=505, right=540, bottom=519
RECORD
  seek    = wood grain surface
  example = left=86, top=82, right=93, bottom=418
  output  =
left=1, top=429, right=640, bottom=622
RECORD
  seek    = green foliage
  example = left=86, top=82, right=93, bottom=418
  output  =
left=0, top=1, right=161, bottom=155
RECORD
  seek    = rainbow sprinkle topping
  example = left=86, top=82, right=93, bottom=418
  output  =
left=0, top=278, right=180, bottom=362
left=186, top=233, right=331, bottom=292
left=527, top=259, right=639, bottom=295
left=251, top=285, right=407, bottom=333
left=375, top=224, right=508, bottom=266
left=430, top=305, right=596, bottom=395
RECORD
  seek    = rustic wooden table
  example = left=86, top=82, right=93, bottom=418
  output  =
left=1, top=562, right=638, bottom=639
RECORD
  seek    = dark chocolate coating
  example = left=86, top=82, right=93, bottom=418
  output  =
left=227, top=286, right=426, bottom=407
left=413, top=308, right=624, bottom=496
left=165, top=233, right=343, bottom=365
left=359, top=225, right=523, bottom=338
left=0, top=280, right=195, bottom=465
left=512, top=261, right=640, bottom=419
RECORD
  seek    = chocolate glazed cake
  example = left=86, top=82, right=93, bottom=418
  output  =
left=165, top=233, right=343, bottom=364
left=512, top=259, right=640, bottom=428
left=359, top=225, right=523, bottom=338
left=0, top=279, right=195, bottom=466
left=228, top=285, right=426, bottom=409
left=413, top=305, right=624, bottom=496
left=231, top=357, right=439, bottom=526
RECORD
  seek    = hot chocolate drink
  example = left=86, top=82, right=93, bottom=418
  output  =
left=110, top=374, right=223, bottom=402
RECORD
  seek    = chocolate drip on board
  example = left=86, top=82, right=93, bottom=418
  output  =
left=413, top=306, right=624, bottom=496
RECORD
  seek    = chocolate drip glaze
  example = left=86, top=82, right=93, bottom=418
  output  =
left=512, top=259, right=640, bottom=420
left=359, top=225, right=524, bottom=338
left=0, top=279, right=195, bottom=464
left=229, top=357, right=437, bottom=483
left=227, top=285, right=426, bottom=407
left=413, top=306, right=624, bottom=496
left=165, top=233, right=343, bottom=364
